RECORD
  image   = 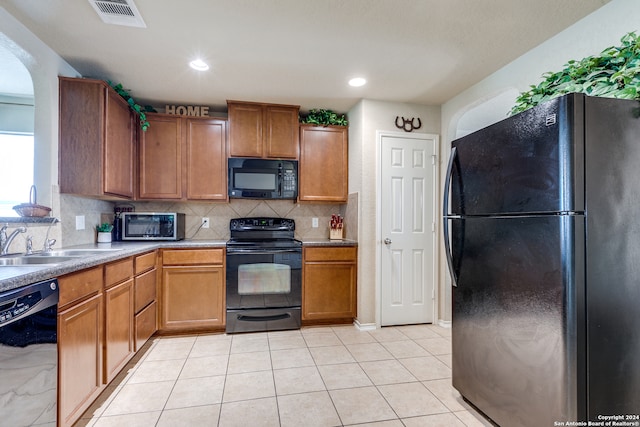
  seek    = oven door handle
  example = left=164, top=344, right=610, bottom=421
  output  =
left=226, top=248, right=301, bottom=255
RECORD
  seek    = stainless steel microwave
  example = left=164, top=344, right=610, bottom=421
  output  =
left=228, top=158, right=298, bottom=199
left=121, top=212, right=185, bottom=241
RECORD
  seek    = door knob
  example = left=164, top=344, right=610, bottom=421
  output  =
left=384, top=238, right=392, bottom=245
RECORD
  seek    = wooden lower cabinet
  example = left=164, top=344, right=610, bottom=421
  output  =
left=302, top=246, right=357, bottom=323
left=135, top=301, right=157, bottom=349
left=161, top=266, right=225, bottom=330
left=103, top=278, right=134, bottom=383
left=160, top=249, right=225, bottom=332
left=58, top=292, right=104, bottom=427
left=133, top=251, right=158, bottom=350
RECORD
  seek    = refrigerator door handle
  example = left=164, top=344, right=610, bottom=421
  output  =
left=443, top=146, right=458, bottom=287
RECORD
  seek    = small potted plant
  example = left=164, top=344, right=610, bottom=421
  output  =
left=96, top=223, right=114, bottom=243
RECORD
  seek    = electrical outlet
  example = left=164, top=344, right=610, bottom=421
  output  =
left=312, top=217, right=319, bottom=228
left=202, top=217, right=210, bottom=229
left=75, top=215, right=85, bottom=230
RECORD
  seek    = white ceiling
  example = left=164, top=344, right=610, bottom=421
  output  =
left=1, top=0, right=610, bottom=113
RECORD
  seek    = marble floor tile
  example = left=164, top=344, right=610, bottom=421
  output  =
left=126, top=359, right=185, bottom=384
left=227, top=350, right=271, bottom=374
left=414, top=337, right=452, bottom=355
left=273, top=366, right=326, bottom=395
left=218, top=397, right=280, bottom=427
left=277, top=391, right=341, bottom=427
left=381, top=339, right=431, bottom=359
left=180, top=354, right=229, bottom=379
left=92, top=411, right=161, bottom=427
left=102, top=381, right=174, bottom=416
left=79, top=324, right=495, bottom=427
left=270, top=347, right=315, bottom=370
left=317, top=362, right=372, bottom=390
left=302, top=331, right=342, bottom=347
left=359, top=359, right=417, bottom=385
left=329, top=386, right=397, bottom=425
left=309, top=345, right=356, bottom=365
left=156, top=405, right=220, bottom=427
left=164, top=375, right=225, bottom=409
left=345, top=342, right=394, bottom=362
left=399, top=355, right=452, bottom=381
left=402, top=412, right=467, bottom=427
left=230, top=334, right=270, bottom=354
left=377, top=381, right=449, bottom=418
left=223, top=370, right=276, bottom=403
left=268, top=334, right=307, bottom=350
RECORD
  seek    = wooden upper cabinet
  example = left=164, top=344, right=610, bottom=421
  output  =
left=186, top=117, right=227, bottom=200
left=138, top=113, right=227, bottom=200
left=138, top=114, right=182, bottom=199
left=299, top=124, right=349, bottom=202
left=59, top=77, right=135, bottom=199
left=228, top=100, right=300, bottom=159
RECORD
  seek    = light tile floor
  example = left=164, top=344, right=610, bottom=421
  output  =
left=76, top=324, right=493, bottom=427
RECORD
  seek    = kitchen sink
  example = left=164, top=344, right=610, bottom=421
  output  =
left=0, top=256, right=77, bottom=265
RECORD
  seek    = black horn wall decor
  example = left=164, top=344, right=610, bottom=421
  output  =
left=395, top=116, right=422, bottom=132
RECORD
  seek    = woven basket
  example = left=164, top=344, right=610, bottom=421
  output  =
left=13, top=203, right=51, bottom=217
left=13, top=185, right=51, bottom=217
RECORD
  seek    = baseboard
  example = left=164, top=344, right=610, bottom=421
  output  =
left=438, top=319, right=452, bottom=328
left=353, top=319, right=376, bottom=331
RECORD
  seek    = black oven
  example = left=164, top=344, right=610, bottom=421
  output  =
left=225, top=218, right=302, bottom=333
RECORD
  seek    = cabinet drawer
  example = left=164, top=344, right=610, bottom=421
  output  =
left=304, top=246, right=356, bottom=262
left=134, top=268, right=156, bottom=313
left=162, top=249, right=224, bottom=266
left=58, top=266, right=103, bottom=308
left=135, top=251, right=156, bottom=275
left=105, top=257, right=133, bottom=288
left=135, top=301, right=157, bottom=351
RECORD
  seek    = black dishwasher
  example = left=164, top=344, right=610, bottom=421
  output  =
left=0, top=278, right=59, bottom=426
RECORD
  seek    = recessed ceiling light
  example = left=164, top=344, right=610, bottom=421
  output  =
left=348, top=77, right=366, bottom=87
left=189, top=59, right=209, bottom=71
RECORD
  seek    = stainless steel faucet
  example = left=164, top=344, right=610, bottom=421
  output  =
left=0, top=226, right=27, bottom=255
left=43, top=218, right=60, bottom=252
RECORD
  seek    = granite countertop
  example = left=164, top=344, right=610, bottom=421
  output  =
left=0, top=238, right=357, bottom=292
left=299, top=238, right=358, bottom=246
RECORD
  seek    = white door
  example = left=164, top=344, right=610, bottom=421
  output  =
left=380, top=132, right=438, bottom=326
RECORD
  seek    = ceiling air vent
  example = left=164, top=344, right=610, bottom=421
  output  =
left=88, top=0, right=146, bottom=28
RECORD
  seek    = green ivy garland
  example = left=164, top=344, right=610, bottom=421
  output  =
left=107, top=81, right=156, bottom=131
left=511, top=31, right=640, bottom=115
left=300, top=109, right=348, bottom=126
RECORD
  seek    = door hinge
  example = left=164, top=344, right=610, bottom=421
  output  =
left=431, top=222, right=435, bottom=232
left=431, top=155, right=437, bottom=165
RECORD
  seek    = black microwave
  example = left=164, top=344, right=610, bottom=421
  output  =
left=121, top=212, right=185, bottom=241
left=228, top=158, right=298, bottom=199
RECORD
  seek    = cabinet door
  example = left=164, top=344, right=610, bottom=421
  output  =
left=265, top=105, right=299, bottom=159
left=104, top=279, right=134, bottom=383
left=299, top=125, right=348, bottom=202
left=58, top=293, right=104, bottom=427
left=139, top=114, right=182, bottom=199
left=104, top=89, right=135, bottom=198
left=59, top=77, right=134, bottom=199
left=186, top=117, right=228, bottom=200
left=228, top=102, right=263, bottom=157
left=303, top=262, right=357, bottom=321
left=161, top=265, right=225, bottom=331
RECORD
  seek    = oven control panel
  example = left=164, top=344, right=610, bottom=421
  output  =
left=230, top=217, right=295, bottom=231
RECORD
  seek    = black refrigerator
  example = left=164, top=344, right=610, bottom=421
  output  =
left=443, top=93, right=640, bottom=426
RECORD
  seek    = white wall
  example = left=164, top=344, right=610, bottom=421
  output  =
left=438, top=0, right=640, bottom=321
left=0, top=7, right=79, bottom=209
left=348, top=99, right=441, bottom=326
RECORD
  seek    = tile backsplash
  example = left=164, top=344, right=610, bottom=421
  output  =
left=61, top=195, right=357, bottom=245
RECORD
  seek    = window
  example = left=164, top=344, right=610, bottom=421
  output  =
left=0, top=133, right=35, bottom=216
